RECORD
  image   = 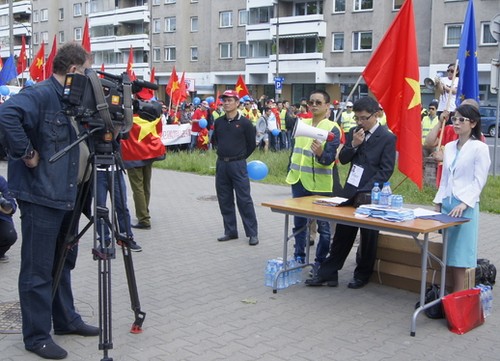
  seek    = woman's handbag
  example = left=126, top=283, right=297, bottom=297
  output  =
left=441, top=288, right=484, bottom=334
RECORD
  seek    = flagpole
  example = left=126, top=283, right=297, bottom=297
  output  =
left=437, top=59, right=459, bottom=150
left=334, top=75, right=363, bottom=124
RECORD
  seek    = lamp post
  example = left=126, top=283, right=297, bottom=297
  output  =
left=274, top=0, right=280, bottom=102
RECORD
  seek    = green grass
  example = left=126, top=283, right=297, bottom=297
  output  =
left=155, top=149, right=500, bottom=214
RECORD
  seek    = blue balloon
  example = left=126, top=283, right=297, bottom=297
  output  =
left=247, top=160, right=269, bottom=181
left=193, top=97, right=201, bottom=105
left=199, top=118, right=208, bottom=129
left=206, top=96, right=215, bottom=104
left=0, top=85, right=10, bottom=96
left=271, top=128, right=280, bottom=136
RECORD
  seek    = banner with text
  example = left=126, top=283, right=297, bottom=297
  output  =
left=162, top=123, right=191, bottom=145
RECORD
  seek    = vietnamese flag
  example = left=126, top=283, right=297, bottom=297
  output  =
left=136, top=67, right=155, bottom=100
left=29, top=43, right=45, bottom=82
left=362, top=0, right=422, bottom=189
left=45, top=35, right=57, bottom=79
left=126, top=46, right=136, bottom=81
left=235, top=74, right=249, bottom=98
left=166, top=66, right=178, bottom=97
left=172, top=71, right=187, bottom=105
left=82, top=17, right=91, bottom=52
left=17, top=35, right=27, bottom=75
left=121, top=114, right=165, bottom=162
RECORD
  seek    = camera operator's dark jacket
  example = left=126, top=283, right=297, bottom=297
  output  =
left=0, top=77, right=82, bottom=210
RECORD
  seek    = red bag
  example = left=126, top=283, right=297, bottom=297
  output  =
left=442, top=288, right=484, bottom=335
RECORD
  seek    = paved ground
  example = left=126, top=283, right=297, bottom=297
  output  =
left=0, top=160, right=499, bottom=361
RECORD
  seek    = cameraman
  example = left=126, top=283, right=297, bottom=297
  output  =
left=0, top=43, right=98, bottom=360
left=0, top=174, right=17, bottom=262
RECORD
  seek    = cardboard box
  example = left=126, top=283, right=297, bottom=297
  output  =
left=371, top=233, right=475, bottom=293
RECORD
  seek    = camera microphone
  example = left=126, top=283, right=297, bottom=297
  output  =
left=132, top=79, right=159, bottom=92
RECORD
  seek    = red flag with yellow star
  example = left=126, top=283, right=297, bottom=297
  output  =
left=235, top=74, right=249, bottom=98
left=126, top=46, right=137, bottom=81
left=121, top=113, right=165, bottom=162
left=29, top=43, right=45, bottom=82
left=362, top=0, right=422, bottom=188
left=17, top=35, right=27, bottom=75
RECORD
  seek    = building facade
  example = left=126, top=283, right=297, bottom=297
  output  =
left=0, top=0, right=498, bottom=105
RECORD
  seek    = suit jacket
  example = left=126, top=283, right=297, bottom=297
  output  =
left=339, top=125, right=396, bottom=198
left=433, top=138, right=490, bottom=208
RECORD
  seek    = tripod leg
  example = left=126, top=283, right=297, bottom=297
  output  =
left=97, top=249, right=114, bottom=361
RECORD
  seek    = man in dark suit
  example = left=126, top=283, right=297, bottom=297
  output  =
left=306, top=97, right=396, bottom=289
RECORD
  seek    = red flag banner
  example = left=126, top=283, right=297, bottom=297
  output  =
left=172, top=71, right=187, bottom=105
left=17, top=35, right=27, bottom=75
left=235, top=74, right=249, bottom=98
left=29, top=43, right=45, bottom=82
left=45, top=35, right=57, bottom=79
left=127, top=46, right=137, bottom=81
left=82, top=17, right=91, bottom=52
left=121, top=114, right=165, bottom=162
left=166, top=66, right=178, bottom=97
left=362, top=0, right=422, bottom=188
left=136, top=67, right=155, bottom=100
left=99, top=63, right=105, bottom=78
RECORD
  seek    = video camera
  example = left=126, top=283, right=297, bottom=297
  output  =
left=61, top=69, right=160, bottom=138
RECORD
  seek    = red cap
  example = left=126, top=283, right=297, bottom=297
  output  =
left=333, top=100, right=339, bottom=105
left=220, top=90, right=239, bottom=100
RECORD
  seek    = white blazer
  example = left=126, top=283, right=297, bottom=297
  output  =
left=433, top=138, right=490, bottom=208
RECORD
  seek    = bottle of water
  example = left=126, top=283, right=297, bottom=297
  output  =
left=265, top=260, right=275, bottom=287
left=485, top=285, right=493, bottom=317
left=371, top=182, right=381, bottom=205
left=379, top=181, right=392, bottom=207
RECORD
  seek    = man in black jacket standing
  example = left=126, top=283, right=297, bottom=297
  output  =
left=212, top=90, right=259, bottom=246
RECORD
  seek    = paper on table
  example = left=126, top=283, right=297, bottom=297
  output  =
left=413, top=208, right=441, bottom=217
left=314, top=197, right=349, bottom=206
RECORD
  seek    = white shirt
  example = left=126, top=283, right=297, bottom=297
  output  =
left=437, top=76, right=458, bottom=112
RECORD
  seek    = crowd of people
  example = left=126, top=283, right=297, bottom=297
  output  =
left=0, top=41, right=492, bottom=360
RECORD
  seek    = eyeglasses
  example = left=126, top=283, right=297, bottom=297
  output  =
left=447, top=69, right=454, bottom=73
left=353, top=112, right=376, bottom=122
left=346, top=106, right=353, bottom=108
left=307, top=100, right=325, bottom=106
left=451, top=116, right=471, bottom=123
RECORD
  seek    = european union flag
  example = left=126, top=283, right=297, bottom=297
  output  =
left=0, top=55, right=18, bottom=86
left=456, top=0, right=479, bottom=106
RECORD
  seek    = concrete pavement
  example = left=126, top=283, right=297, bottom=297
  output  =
left=1, top=161, right=499, bottom=361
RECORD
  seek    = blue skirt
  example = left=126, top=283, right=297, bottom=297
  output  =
left=442, top=196, right=479, bottom=268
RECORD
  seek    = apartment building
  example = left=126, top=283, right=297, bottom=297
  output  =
left=0, top=0, right=498, bottom=105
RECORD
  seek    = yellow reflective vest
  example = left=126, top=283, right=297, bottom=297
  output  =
left=421, top=115, right=439, bottom=144
left=286, top=118, right=339, bottom=192
left=341, top=111, right=356, bottom=132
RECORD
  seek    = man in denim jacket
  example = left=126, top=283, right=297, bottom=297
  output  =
left=0, top=43, right=99, bottom=360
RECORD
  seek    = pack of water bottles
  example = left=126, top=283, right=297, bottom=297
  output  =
left=264, top=257, right=302, bottom=289
left=475, top=284, right=493, bottom=318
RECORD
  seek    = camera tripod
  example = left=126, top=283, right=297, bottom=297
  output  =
left=51, top=128, right=145, bottom=361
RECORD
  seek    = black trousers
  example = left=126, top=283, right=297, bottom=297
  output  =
left=215, top=159, right=258, bottom=237
left=318, top=224, right=379, bottom=282
left=0, top=220, right=17, bottom=257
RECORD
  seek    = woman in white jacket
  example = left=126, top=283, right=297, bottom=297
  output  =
left=433, top=103, right=491, bottom=292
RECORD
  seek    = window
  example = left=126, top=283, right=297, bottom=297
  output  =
left=165, top=0, right=176, bottom=4
left=40, top=9, right=48, bottom=22
left=445, top=24, right=462, bottom=46
left=190, top=47, right=198, bottom=61
left=352, top=31, right=372, bottom=51
left=33, top=32, right=39, bottom=45
left=74, top=27, right=83, bottom=41
left=191, top=17, right=198, bottom=32
left=353, top=0, right=373, bottom=11
left=85, top=1, right=90, bottom=15
left=153, top=18, right=161, bottom=33
left=41, top=31, right=49, bottom=44
left=219, top=42, right=232, bottom=59
left=74, top=3, right=83, bottom=17
left=152, top=0, right=160, bottom=4
left=58, top=31, right=65, bottom=43
left=248, top=7, right=273, bottom=25
left=287, top=37, right=317, bottom=53
left=248, top=41, right=270, bottom=58
left=295, top=1, right=323, bottom=15
left=58, top=8, right=64, bottom=21
left=481, top=22, right=498, bottom=45
left=238, top=42, right=247, bottom=58
left=164, top=47, right=176, bottom=61
left=153, top=47, right=161, bottom=62
left=333, top=0, right=345, bottom=13
left=219, top=11, right=232, bottom=28
left=393, top=0, right=404, bottom=10
left=332, top=33, right=344, bottom=52
left=238, top=10, right=248, bottom=26
left=165, top=17, right=176, bottom=32
left=33, top=10, right=39, bottom=23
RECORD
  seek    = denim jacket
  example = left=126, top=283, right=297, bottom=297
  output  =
left=0, top=77, right=82, bottom=210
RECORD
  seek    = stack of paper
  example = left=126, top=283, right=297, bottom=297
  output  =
left=313, top=197, right=349, bottom=207
left=355, top=204, right=415, bottom=222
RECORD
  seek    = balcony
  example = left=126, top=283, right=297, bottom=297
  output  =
left=270, top=14, right=326, bottom=39
left=89, top=5, right=149, bottom=27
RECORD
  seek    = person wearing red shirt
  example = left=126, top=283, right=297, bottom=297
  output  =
left=190, top=101, right=209, bottom=151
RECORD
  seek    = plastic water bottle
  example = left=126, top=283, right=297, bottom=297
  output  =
left=485, top=285, right=493, bottom=317
left=392, top=195, right=404, bottom=209
left=265, top=260, right=275, bottom=287
left=379, top=181, right=392, bottom=207
left=371, top=182, right=381, bottom=205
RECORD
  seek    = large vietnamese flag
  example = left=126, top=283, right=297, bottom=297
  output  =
left=121, top=113, right=165, bottom=162
left=362, top=0, right=422, bottom=189
left=29, top=43, right=45, bottom=82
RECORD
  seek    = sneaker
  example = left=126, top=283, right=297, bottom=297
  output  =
left=128, top=241, right=142, bottom=252
left=0, top=255, right=9, bottom=263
